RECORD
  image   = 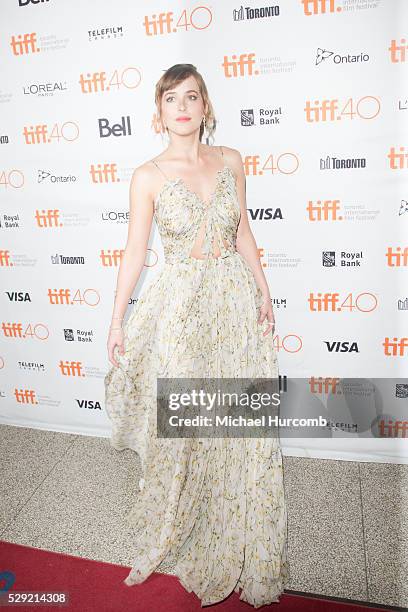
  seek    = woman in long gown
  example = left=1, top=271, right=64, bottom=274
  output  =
left=104, top=63, right=289, bottom=608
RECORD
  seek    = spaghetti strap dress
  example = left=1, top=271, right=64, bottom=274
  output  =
left=104, top=145, right=289, bottom=608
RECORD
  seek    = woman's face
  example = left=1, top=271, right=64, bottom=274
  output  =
left=160, top=75, right=207, bottom=136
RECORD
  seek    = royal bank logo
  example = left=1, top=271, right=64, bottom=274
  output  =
left=241, top=109, right=255, bottom=126
left=323, top=250, right=363, bottom=267
left=399, top=199, right=408, bottom=216
left=396, top=384, right=408, bottom=398
left=64, top=329, right=75, bottom=342
left=323, top=251, right=335, bottom=267
left=240, top=107, right=282, bottom=126
left=64, top=328, right=94, bottom=343
left=0, top=214, right=20, bottom=230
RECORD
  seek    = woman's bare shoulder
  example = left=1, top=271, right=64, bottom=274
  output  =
left=218, top=144, right=242, bottom=161
left=129, top=158, right=164, bottom=201
left=217, top=145, right=244, bottom=178
left=131, top=158, right=160, bottom=181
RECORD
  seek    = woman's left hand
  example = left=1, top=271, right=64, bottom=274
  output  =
left=258, top=297, right=275, bottom=336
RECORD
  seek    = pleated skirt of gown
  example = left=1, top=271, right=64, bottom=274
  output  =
left=104, top=250, right=289, bottom=607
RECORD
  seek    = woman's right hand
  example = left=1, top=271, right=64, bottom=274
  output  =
left=107, top=328, right=125, bottom=367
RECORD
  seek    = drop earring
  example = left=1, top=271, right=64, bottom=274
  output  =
left=202, top=115, right=209, bottom=145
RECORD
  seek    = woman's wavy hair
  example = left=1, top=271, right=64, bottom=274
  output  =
left=155, top=63, right=216, bottom=143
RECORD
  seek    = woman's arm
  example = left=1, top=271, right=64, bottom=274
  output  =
left=231, top=149, right=271, bottom=301
left=109, top=165, right=155, bottom=327
left=106, top=166, right=154, bottom=366
left=231, top=148, right=275, bottom=335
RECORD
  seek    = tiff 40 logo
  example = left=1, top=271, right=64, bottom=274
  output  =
left=142, top=6, right=215, bottom=36
left=242, top=154, right=300, bottom=176
left=1, top=321, right=53, bottom=340
left=46, top=287, right=100, bottom=308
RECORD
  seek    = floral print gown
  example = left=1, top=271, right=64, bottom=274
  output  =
left=104, top=146, right=289, bottom=607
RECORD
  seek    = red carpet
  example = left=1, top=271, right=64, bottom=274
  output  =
left=0, top=541, right=391, bottom=611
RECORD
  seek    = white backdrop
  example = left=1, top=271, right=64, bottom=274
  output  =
left=1, top=0, right=407, bottom=463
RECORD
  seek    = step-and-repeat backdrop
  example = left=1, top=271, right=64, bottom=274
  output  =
left=1, top=1, right=407, bottom=463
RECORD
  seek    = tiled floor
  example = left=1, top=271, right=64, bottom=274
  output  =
left=0, top=424, right=406, bottom=608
